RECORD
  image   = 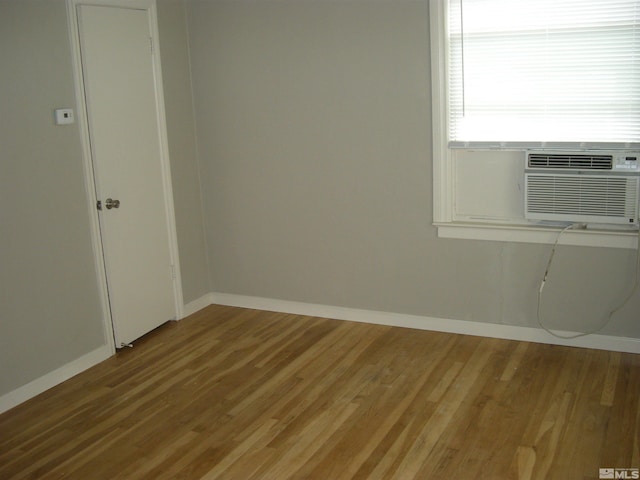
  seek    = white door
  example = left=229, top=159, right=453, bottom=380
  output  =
left=76, top=4, right=178, bottom=347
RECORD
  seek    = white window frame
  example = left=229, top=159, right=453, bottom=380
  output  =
left=429, top=0, right=639, bottom=250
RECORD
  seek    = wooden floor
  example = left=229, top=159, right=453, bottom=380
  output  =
left=1, top=305, right=639, bottom=479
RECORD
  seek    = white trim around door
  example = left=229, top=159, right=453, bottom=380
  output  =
left=66, top=0, right=184, bottom=351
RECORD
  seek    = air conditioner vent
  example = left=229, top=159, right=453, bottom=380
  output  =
left=525, top=173, right=639, bottom=225
left=528, top=153, right=613, bottom=170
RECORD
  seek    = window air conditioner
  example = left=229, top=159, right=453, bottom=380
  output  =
left=524, top=151, right=640, bottom=226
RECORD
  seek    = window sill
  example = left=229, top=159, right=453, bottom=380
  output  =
left=435, top=222, right=639, bottom=249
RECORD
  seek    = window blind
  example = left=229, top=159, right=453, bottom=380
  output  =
left=448, top=0, right=640, bottom=149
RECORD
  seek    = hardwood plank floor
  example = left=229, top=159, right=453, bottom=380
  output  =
left=0, top=305, right=638, bottom=479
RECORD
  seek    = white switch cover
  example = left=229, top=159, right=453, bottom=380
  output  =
left=54, top=108, right=74, bottom=125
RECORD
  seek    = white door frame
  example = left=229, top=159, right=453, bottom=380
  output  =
left=66, top=0, right=184, bottom=353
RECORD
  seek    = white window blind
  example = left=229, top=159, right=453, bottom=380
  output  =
left=448, top=0, right=640, bottom=149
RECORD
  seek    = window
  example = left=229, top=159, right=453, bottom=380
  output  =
left=449, top=0, right=640, bottom=148
left=430, top=0, right=640, bottom=248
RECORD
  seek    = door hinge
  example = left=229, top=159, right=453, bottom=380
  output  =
left=97, top=200, right=102, bottom=211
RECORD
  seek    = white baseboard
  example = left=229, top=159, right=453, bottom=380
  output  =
left=183, top=293, right=216, bottom=318
left=3, top=293, right=636, bottom=415
left=211, top=292, right=640, bottom=354
left=1, top=293, right=214, bottom=415
left=0, top=344, right=113, bottom=415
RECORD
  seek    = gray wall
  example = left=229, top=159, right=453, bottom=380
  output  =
left=0, top=0, right=208, bottom=399
left=0, top=0, right=106, bottom=395
left=157, top=0, right=211, bottom=303
left=187, top=0, right=639, bottom=337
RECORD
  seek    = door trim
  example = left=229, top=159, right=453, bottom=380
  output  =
left=67, top=0, right=184, bottom=352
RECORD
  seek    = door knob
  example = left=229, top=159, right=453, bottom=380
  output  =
left=105, top=198, right=120, bottom=209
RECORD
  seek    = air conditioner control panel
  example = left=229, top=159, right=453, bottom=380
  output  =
left=613, top=152, right=640, bottom=172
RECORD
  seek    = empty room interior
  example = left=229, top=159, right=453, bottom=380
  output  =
left=1, top=0, right=639, bottom=478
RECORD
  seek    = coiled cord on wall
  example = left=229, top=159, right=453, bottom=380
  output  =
left=537, top=224, right=640, bottom=339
